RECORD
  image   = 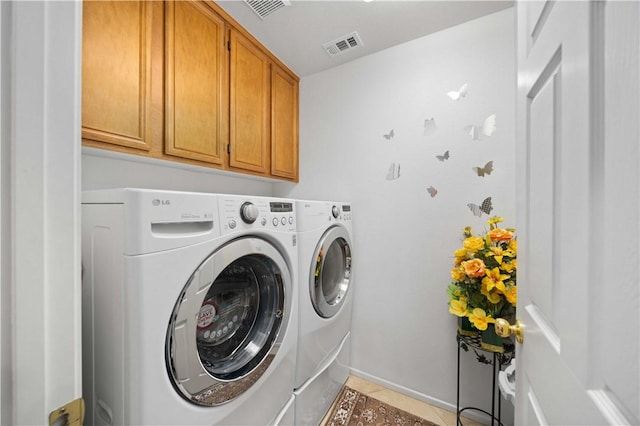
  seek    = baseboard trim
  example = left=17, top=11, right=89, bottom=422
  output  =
left=348, top=367, right=491, bottom=425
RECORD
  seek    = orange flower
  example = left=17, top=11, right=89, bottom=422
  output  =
left=488, top=228, right=513, bottom=242
left=461, top=258, right=486, bottom=278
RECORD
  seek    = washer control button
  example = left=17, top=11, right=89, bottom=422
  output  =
left=272, top=217, right=279, bottom=227
left=281, top=217, right=286, bottom=225
left=288, top=216, right=294, bottom=225
left=261, top=218, right=267, bottom=226
left=228, top=220, right=237, bottom=229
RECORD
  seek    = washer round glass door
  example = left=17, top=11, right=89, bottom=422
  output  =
left=166, top=237, right=291, bottom=406
left=310, top=225, right=352, bottom=318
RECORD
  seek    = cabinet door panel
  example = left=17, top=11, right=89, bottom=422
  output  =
left=82, top=1, right=158, bottom=150
left=271, top=66, right=298, bottom=181
left=165, top=1, right=226, bottom=164
left=229, top=30, right=269, bottom=174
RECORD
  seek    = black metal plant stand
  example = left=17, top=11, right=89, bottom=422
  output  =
left=456, top=333, right=515, bottom=426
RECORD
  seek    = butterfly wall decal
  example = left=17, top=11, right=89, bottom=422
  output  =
left=427, top=186, right=438, bottom=198
left=473, top=161, right=493, bottom=177
left=464, top=114, right=497, bottom=140
left=447, top=83, right=468, bottom=101
left=383, top=129, right=395, bottom=140
left=423, top=118, right=437, bottom=136
left=436, top=150, right=450, bottom=162
left=467, top=197, right=493, bottom=217
left=386, top=163, right=400, bottom=181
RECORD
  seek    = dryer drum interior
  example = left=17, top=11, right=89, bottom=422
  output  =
left=311, top=225, right=352, bottom=319
left=166, top=238, right=289, bottom=406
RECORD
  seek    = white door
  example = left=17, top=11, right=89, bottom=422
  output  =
left=1, top=1, right=83, bottom=425
left=515, top=1, right=639, bottom=424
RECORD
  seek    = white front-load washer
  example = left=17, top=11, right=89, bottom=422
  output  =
left=293, top=200, right=353, bottom=425
left=81, top=188, right=298, bottom=425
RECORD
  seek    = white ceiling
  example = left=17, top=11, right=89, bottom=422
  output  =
left=216, top=0, right=514, bottom=77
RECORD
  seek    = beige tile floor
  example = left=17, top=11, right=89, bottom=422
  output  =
left=321, top=375, right=485, bottom=426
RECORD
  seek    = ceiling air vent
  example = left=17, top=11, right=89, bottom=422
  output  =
left=322, top=31, right=363, bottom=57
left=243, top=0, right=291, bottom=20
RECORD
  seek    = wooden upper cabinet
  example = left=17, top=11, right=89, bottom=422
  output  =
left=229, top=29, right=270, bottom=174
left=271, top=65, right=299, bottom=181
left=164, top=1, right=226, bottom=165
left=82, top=0, right=298, bottom=181
left=82, top=1, right=162, bottom=151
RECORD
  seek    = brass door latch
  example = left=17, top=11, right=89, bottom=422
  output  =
left=49, top=398, right=84, bottom=426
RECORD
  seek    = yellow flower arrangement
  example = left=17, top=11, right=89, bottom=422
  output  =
left=448, top=216, right=517, bottom=330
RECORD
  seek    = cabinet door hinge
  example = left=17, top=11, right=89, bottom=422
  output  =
left=227, top=40, right=231, bottom=51
left=227, top=144, right=231, bottom=154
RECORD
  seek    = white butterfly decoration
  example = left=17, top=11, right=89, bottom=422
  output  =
left=473, top=160, right=493, bottom=177
left=386, top=163, right=401, bottom=181
left=467, top=197, right=493, bottom=217
left=447, top=83, right=468, bottom=101
left=427, top=186, right=438, bottom=198
left=383, top=129, right=395, bottom=140
left=423, top=118, right=437, bottom=136
left=436, top=150, right=450, bottom=162
left=464, top=114, right=497, bottom=140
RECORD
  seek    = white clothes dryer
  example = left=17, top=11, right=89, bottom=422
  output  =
left=81, top=189, right=298, bottom=425
left=294, top=200, right=353, bottom=425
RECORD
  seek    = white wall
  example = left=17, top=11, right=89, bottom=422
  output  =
left=82, top=150, right=274, bottom=196
left=82, top=8, right=517, bottom=421
left=276, top=8, right=516, bottom=422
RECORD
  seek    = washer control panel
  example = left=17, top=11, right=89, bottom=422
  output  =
left=219, top=196, right=295, bottom=233
left=329, top=204, right=352, bottom=222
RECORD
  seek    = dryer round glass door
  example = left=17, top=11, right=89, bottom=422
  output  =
left=166, top=237, right=291, bottom=406
left=310, top=225, right=352, bottom=318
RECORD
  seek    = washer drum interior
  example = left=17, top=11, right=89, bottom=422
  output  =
left=166, top=237, right=291, bottom=406
left=310, top=225, right=352, bottom=319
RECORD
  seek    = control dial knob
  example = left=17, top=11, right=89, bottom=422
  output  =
left=331, top=205, right=340, bottom=219
left=240, top=202, right=259, bottom=224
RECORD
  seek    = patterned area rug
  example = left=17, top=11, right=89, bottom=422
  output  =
left=325, top=385, right=439, bottom=426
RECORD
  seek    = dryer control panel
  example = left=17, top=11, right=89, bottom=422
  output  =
left=296, top=200, right=352, bottom=233
left=219, top=196, right=296, bottom=233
